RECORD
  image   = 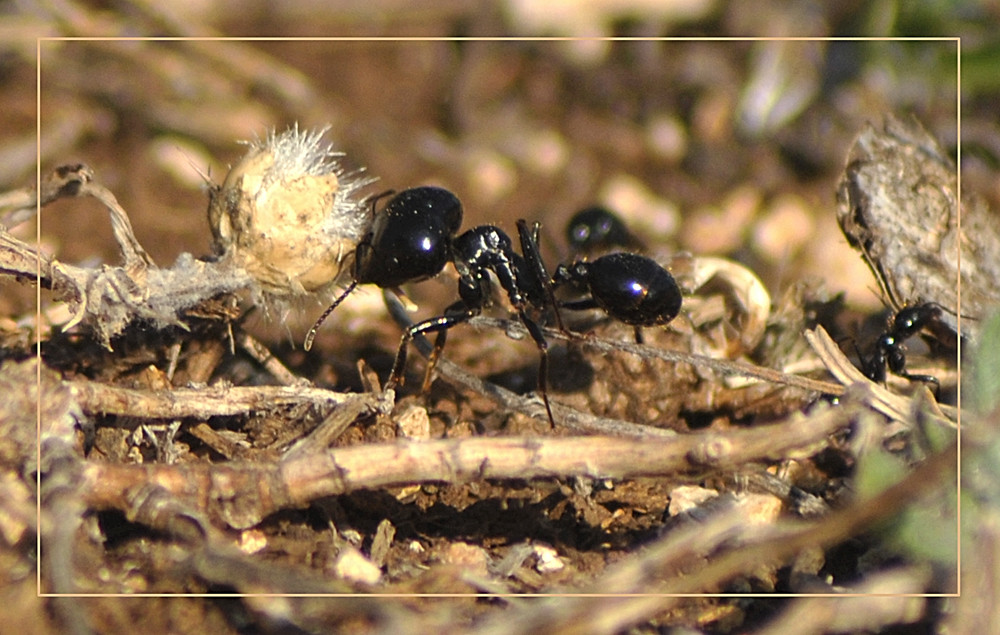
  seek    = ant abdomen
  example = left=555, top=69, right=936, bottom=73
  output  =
left=554, top=252, right=682, bottom=327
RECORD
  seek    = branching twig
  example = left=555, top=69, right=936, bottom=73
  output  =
left=0, top=164, right=256, bottom=347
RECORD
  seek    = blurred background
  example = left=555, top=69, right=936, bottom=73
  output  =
left=4, top=0, right=994, bottom=337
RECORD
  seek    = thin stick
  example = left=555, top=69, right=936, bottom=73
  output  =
left=68, top=380, right=355, bottom=421
left=472, top=315, right=845, bottom=395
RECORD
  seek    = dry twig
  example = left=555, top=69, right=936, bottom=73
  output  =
left=80, top=404, right=848, bottom=530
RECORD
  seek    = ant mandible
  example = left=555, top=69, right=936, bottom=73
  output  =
left=858, top=303, right=943, bottom=388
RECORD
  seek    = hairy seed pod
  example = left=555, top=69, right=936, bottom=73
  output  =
left=208, top=125, right=375, bottom=300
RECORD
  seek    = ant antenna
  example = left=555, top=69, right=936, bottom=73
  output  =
left=304, top=280, right=358, bottom=351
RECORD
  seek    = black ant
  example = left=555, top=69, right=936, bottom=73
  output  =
left=551, top=252, right=682, bottom=329
left=564, top=205, right=644, bottom=254
left=306, top=186, right=557, bottom=422
left=858, top=303, right=943, bottom=388
left=306, top=187, right=683, bottom=427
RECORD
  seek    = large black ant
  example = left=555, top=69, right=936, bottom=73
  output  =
left=305, top=187, right=683, bottom=427
left=305, top=186, right=557, bottom=421
left=858, top=303, right=944, bottom=388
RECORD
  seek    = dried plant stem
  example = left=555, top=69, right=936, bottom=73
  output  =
left=80, top=404, right=848, bottom=530
left=433, top=354, right=678, bottom=437
left=471, top=315, right=844, bottom=396
left=67, top=379, right=356, bottom=421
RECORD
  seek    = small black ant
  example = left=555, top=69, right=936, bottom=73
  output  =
left=858, top=303, right=943, bottom=388
left=564, top=205, right=644, bottom=254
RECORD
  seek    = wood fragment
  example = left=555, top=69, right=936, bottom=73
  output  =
left=837, top=114, right=1000, bottom=340
left=67, top=380, right=355, bottom=420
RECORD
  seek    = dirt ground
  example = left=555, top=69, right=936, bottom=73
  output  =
left=2, top=3, right=997, bottom=634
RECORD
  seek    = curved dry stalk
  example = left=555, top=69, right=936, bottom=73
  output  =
left=80, top=404, right=848, bottom=530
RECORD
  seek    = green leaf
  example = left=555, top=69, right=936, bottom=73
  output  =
left=971, top=310, right=1000, bottom=415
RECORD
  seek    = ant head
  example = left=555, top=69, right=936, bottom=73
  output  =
left=356, top=186, right=463, bottom=288
left=893, top=303, right=942, bottom=334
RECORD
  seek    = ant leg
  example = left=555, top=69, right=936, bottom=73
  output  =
left=517, top=309, right=555, bottom=428
left=304, top=280, right=359, bottom=350
left=421, top=329, right=448, bottom=394
left=633, top=326, right=644, bottom=345
left=852, top=341, right=887, bottom=383
left=421, top=302, right=467, bottom=393
left=386, top=311, right=473, bottom=393
left=885, top=341, right=940, bottom=391
left=899, top=371, right=940, bottom=391
left=516, top=219, right=566, bottom=332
